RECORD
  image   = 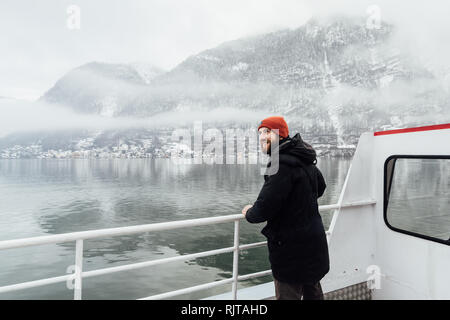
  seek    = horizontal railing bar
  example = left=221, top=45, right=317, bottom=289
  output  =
left=238, top=241, right=267, bottom=251
left=139, top=278, right=234, bottom=300
left=0, top=214, right=243, bottom=250
left=237, top=270, right=272, bottom=281
left=319, top=204, right=340, bottom=211
left=0, top=244, right=249, bottom=295
left=340, top=199, right=377, bottom=208
left=83, top=246, right=236, bottom=278
left=0, top=274, right=72, bottom=294
left=319, top=199, right=376, bottom=212
left=139, top=269, right=274, bottom=300
left=0, top=244, right=266, bottom=296
left=0, top=201, right=376, bottom=252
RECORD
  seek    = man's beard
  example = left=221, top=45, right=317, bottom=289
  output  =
left=261, top=141, right=271, bottom=155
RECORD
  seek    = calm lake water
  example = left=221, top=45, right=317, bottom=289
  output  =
left=0, top=158, right=351, bottom=299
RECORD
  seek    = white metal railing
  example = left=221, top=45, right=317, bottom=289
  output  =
left=0, top=200, right=376, bottom=300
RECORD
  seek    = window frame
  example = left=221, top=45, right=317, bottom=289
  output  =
left=383, top=154, right=450, bottom=246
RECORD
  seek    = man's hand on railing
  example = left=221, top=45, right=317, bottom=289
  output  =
left=241, top=204, right=253, bottom=217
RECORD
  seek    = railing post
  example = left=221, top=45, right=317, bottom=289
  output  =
left=231, top=219, right=240, bottom=300
left=74, top=239, right=83, bottom=300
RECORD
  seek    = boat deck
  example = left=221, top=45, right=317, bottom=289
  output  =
left=205, top=281, right=372, bottom=300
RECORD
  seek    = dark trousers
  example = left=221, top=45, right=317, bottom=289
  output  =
left=274, top=279, right=324, bottom=300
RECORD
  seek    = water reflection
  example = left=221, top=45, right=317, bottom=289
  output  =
left=388, top=158, right=450, bottom=241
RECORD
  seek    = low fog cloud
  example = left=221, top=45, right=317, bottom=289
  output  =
left=0, top=98, right=268, bottom=138
left=0, top=98, right=140, bottom=137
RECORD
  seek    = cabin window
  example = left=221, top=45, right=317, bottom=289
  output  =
left=384, top=156, right=450, bottom=244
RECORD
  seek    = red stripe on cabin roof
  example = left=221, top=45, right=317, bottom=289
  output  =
left=374, top=123, right=450, bottom=136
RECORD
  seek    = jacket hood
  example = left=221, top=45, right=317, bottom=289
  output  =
left=270, top=133, right=317, bottom=167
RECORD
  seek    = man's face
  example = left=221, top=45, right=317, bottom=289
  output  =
left=258, top=127, right=279, bottom=154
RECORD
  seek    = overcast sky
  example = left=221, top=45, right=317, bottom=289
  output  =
left=1, top=0, right=449, bottom=100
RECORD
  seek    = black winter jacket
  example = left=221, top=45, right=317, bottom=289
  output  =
left=245, top=133, right=330, bottom=284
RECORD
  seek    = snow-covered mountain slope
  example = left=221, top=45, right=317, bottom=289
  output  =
left=41, top=61, right=164, bottom=117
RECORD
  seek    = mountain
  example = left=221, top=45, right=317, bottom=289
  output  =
left=2, top=15, right=449, bottom=158
left=41, top=62, right=164, bottom=117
